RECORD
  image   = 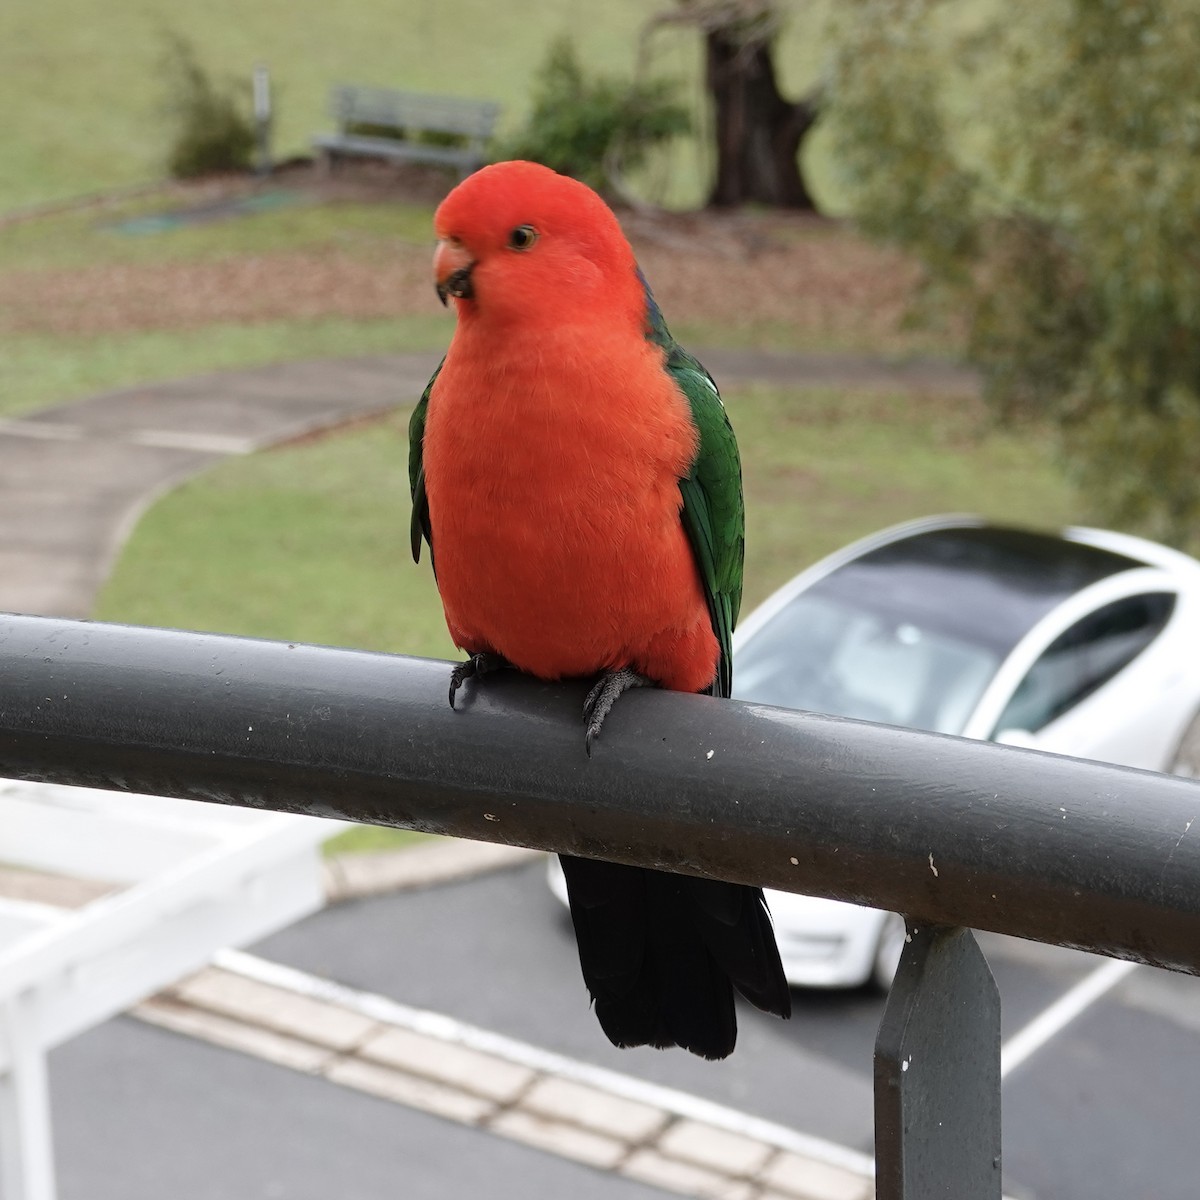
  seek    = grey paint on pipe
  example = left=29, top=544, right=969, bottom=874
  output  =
left=2, top=613, right=1199, bottom=974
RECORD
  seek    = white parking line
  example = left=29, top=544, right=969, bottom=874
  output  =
left=1000, top=957, right=1139, bottom=1078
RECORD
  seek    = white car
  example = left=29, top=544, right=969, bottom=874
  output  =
left=733, top=514, right=1200, bottom=988
left=549, top=515, right=1200, bottom=989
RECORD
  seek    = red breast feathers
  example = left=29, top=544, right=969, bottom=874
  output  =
left=424, top=162, right=718, bottom=694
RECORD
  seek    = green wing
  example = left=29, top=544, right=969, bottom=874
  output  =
left=642, top=274, right=744, bottom=699
left=408, top=357, right=443, bottom=565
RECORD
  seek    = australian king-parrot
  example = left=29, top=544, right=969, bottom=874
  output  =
left=409, top=160, right=790, bottom=1059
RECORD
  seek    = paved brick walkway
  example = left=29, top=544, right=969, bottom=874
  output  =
left=137, top=948, right=874, bottom=1200
left=8, top=837, right=876, bottom=1200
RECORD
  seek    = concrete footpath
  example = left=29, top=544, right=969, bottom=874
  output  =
left=0, top=352, right=959, bottom=1199
left=0, top=353, right=441, bottom=617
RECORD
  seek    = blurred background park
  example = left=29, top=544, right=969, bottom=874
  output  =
left=3, top=0, right=1198, bottom=769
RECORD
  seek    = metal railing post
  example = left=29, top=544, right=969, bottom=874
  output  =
left=874, top=924, right=1001, bottom=1199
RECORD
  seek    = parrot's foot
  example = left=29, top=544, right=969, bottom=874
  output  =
left=448, top=652, right=511, bottom=708
left=583, top=668, right=655, bottom=756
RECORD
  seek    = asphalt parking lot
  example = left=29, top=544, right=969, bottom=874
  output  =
left=42, top=851, right=1200, bottom=1200
left=248, top=858, right=1200, bottom=1200
left=51, top=1015, right=669, bottom=1200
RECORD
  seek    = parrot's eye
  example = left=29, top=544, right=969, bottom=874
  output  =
left=507, top=225, right=539, bottom=251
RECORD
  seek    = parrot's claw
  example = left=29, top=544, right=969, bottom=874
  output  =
left=448, top=652, right=510, bottom=708
left=583, top=668, right=655, bottom=756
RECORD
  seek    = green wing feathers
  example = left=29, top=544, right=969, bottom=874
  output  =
left=642, top=275, right=745, bottom=699
left=674, top=366, right=745, bottom=699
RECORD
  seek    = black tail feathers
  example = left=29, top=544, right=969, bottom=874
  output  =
left=558, top=855, right=791, bottom=1060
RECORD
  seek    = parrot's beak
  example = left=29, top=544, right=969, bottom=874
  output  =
left=434, top=238, right=475, bottom=306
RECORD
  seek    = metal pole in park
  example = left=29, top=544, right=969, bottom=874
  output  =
left=253, top=63, right=272, bottom=177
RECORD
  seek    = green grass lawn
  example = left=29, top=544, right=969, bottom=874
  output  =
left=95, top=384, right=1084, bottom=647
left=0, top=316, right=451, bottom=420
left=94, top=415, right=455, bottom=655
left=0, top=0, right=838, bottom=214
left=0, top=194, right=436, bottom=273
left=324, top=824, right=432, bottom=857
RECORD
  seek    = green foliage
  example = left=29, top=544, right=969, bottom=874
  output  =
left=826, top=0, right=1200, bottom=550
left=497, top=36, right=691, bottom=194
left=161, top=34, right=256, bottom=178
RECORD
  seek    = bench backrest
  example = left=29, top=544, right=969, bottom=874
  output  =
left=331, top=85, right=500, bottom=140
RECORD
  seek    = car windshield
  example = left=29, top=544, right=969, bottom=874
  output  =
left=733, top=591, right=1000, bottom=735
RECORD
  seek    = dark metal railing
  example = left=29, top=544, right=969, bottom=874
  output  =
left=3, top=612, right=1200, bottom=1198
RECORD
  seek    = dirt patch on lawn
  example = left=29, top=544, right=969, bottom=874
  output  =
left=0, top=165, right=953, bottom=357
left=0, top=248, right=438, bottom=336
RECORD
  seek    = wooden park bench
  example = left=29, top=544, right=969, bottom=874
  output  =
left=313, top=85, right=500, bottom=179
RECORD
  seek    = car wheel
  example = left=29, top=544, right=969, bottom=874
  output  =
left=1170, top=709, right=1200, bottom=777
left=871, top=912, right=908, bottom=992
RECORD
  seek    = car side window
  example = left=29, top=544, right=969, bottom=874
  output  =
left=991, top=592, right=1176, bottom=735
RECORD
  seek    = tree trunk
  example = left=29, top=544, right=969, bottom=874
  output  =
left=705, top=24, right=818, bottom=209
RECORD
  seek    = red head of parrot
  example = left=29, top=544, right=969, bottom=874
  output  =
left=431, top=160, right=646, bottom=337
